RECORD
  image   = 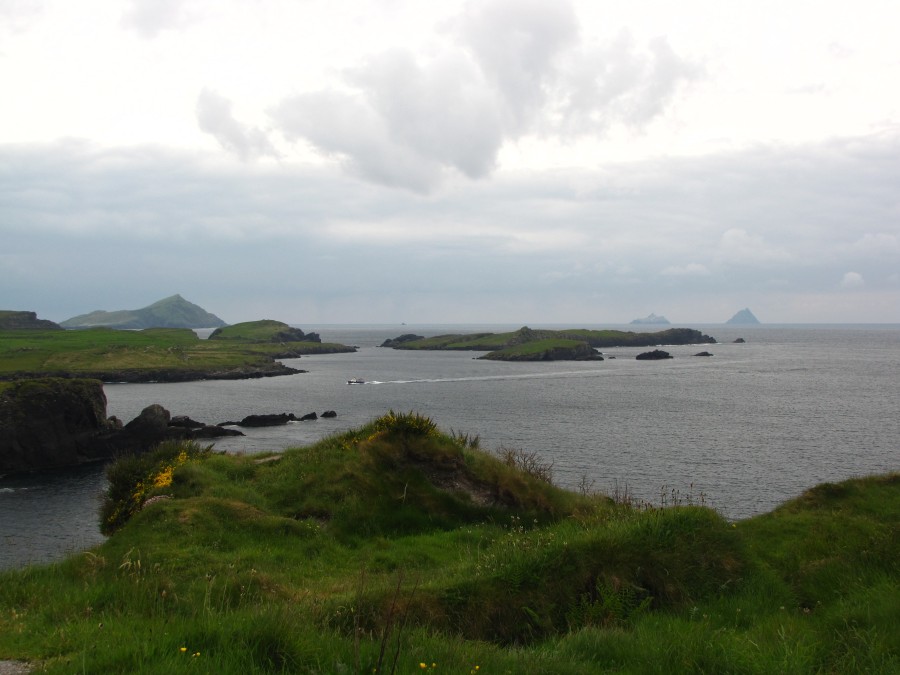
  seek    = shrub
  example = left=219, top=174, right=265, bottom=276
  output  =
left=372, top=411, right=438, bottom=438
left=100, top=440, right=211, bottom=534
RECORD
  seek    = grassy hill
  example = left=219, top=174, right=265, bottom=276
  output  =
left=60, top=295, right=227, bottom=329
left=209, top=320, right=319, bottom=343
left=0, top=413, right=895, bottom=673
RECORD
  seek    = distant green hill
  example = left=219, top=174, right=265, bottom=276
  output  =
left=60, top=295, right=226, bottom=329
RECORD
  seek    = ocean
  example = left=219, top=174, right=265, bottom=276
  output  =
left=2, top=323, right=898, bottom=571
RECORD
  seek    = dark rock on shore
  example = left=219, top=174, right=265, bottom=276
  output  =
left=636, top=349, right=673, bottom=360
left=224, top=413, right=298, bottom=427
left=0, top=378, right=119, bottom=473
left=0, top=379, right=248, bottom=474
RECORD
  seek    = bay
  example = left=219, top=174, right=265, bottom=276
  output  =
left=2, top=323, right=898, bottom=571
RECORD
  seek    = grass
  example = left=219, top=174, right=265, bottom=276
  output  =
left=0, top=327, right=353, bottom=381
left=0, top=413, right=896, bottom=673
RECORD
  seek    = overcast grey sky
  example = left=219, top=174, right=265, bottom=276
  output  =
left=2, top=0, right=899, bottom=324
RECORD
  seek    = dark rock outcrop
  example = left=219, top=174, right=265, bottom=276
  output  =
left=321, top=410, right=337, bottom=418
left=0, top=378, right=118, bottom=473
left=636, top=349, right=673, bottom=360
left=0, top=310, right=62, bottom=331
left=229, top=413, right=298, bottom=427
left=0, top=379, right=244, bottom=474
left=299, top=412, right=318, bottom=421
left=694, top=351, right=713, bottom=357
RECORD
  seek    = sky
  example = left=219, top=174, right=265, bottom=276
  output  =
left=2, top=0, right=899, bottom=325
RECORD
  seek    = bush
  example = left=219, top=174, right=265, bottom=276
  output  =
left=100, top=440, right=212, bottom=534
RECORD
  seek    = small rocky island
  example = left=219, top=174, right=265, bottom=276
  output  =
left=382, top=326, right=716, bottom=362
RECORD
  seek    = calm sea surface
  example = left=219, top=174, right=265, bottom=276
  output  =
left=2, top=324, right=898, bottom=570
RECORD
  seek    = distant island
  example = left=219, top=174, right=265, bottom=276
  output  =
left=630, top=313, right=671, bottom=325
left=60, top=294, right=227, bottom=329
left=382, top=326, right=716, bottom=361
left=726, top=308, right=761, bottom=325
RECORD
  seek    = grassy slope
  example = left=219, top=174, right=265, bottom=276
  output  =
left=0, top=416, right=896, bottom=673
left=0, top=327, right=352, bottom=380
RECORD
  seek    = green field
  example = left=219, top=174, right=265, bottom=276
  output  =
left=0, top=327, right=354, bottom=382
left=0, top=412, right=896, bottom=673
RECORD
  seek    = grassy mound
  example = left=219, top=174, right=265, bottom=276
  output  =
left=0, top=414, right=896, bottom=673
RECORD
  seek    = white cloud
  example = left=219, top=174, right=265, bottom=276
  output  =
left=196, top=89, right=279, bottom=162
left=0, top=0, right=43, bottom=34
left=120, top=0, right=198, bottom=38
left=839, top=272, right=865, bottom=289
left=266, top=0, right=699, bottom=192
left=714, top=228, right=792, bottom=266
left=660, top=263, right=710, bottom=276
left=456, top=0, right=578, bottom=133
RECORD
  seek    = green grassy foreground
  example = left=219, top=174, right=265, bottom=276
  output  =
left=0, top=326, right=353, bottom=382
left=0, top=413, right=897, bottom=673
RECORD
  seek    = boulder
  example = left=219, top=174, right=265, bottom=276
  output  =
left=321, top=410, right=337, bottom=418
left=234, top=413, right=297, bottom=427
left=299, top=412, right=318, bottom=421
left=694, top=351, right=713, bottom=357
left=169, top=415, right=206, bottom=429
left=124, top=404, right=171, bottom=435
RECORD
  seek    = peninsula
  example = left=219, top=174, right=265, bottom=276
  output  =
left=0, top=316, right=355, bottom=383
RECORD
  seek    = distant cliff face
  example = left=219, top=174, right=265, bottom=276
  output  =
left=60, top=294, right=227, bottom=329
left=0, top=378, right=117, bottom=474
left=0, top=311, right=62, bottom=331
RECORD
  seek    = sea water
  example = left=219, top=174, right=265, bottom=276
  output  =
left=2, top=324, right=898, bottom=570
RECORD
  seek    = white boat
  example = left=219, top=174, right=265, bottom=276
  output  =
left=347, top=378, right=365, bottom=385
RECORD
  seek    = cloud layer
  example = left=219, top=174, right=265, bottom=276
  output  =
left=3, top=130, right=898, bottom=323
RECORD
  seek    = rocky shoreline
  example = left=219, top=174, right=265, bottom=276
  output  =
left=0, top=378, right=333, bottom=475
left=0, top=362, right=304, bottom=384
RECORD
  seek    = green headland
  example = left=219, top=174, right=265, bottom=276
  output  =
left=0, top=412, right=896, bottom=673
left=0, top=320, right=355, bottom=383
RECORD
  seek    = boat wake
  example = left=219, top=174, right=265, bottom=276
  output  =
left=364, top=370, right=603, bottom=386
